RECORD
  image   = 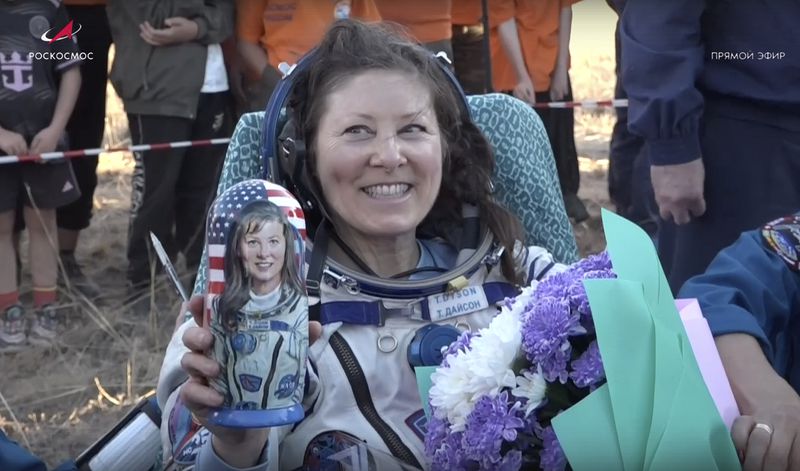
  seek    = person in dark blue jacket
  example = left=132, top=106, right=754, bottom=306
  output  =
left=604, top=0, right=654, bottom=236
left=0, top=431, right=76, bottom=471
left=621, top=1, right=800, bottom=292
left=680, top=214, right=800, bottom=471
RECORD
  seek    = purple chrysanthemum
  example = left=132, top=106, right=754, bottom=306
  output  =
left=431, top=429, right=467, bottom=471
left=539, top=426, right=567, bottom=471
left=566, top=268, right=615, bottom=318
left=441, top=331, right=477, bottom=367
left=521, top=297, right=585, bottom=383
left=574, top=251, right=612, bottom=273
left=498, top=449, right=523, bottom=471
left=462, top=391, right=525, bottom=466
left=532, top=269, right=574, bottom=301
left=425, top=413, right=450, bottom=457
left=565, top=277, right=591, bottom=318
left=570, top=340, right=606, bottom=389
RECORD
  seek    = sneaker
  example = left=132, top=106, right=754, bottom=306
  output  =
left=60, top=252, right=102, bottom=300
left=0, top=304, right=27, bottom=352
left=29, top=304, right=63, bottom=347
left=564, top=193, right=590, bottom=223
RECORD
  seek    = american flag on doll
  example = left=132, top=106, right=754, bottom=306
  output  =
left=205, top=179, right=307, bottom=303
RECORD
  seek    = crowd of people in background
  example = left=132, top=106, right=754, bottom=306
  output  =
left=0, top=0, right=600, bottom=351
left=2, top=0, right=795, bottom=348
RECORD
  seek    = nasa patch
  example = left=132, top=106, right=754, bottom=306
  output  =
left=275, top=373, right=298, bottom=399
left=761, top=215, right=800, bottom=271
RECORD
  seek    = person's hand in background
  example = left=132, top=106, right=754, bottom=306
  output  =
left=30, top=126, right=62, bottom=155
left=651, top=158, right=706, bottom=225
left=140, top=17, right=198, bottom=46
left=513, top=76, right=537, bottom=106
left=549, top=63, right=569, bottom=102
left=0, top=128, right=28, bottom=156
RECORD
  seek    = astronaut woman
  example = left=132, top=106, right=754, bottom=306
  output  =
left=209, top=200, right=308, bottom=422
left=163, top=19, right=566, bottom=471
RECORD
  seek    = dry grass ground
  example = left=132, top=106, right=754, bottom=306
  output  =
left=0, top=41, right=618, bottom=467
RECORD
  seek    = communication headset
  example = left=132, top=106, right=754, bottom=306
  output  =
left=257, top=35, right=512, bottom=326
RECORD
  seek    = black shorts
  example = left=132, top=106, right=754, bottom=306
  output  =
left=0, top=160, right=81, bottom=212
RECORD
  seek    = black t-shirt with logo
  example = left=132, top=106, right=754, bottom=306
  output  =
left=0, top=0, right=81, bottom=142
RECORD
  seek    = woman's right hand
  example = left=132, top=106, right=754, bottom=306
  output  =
left=178, top=295, right=271, bottom=467
left=176, top=295, right=323, bottom=466
left=179, top=297, right=223, bottom=421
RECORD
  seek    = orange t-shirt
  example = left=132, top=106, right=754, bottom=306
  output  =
left=450, top=0, right=510, bottom=27
left=63, top=0, right=106, bottom=5
left=491, top=0, right=580, bottom=92
left=237, top=0, right=382, bottom=70
left=451, top=0, right=481, bottom=25
left=374, top=0, right=451, bottom=43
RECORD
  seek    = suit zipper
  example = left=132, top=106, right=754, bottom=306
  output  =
left=329, top=332, right=422, bottom=469
left=261, top=336, right=284, bottom=409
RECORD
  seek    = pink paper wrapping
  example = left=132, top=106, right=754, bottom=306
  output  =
left=676, top=298, right=741, bottom=430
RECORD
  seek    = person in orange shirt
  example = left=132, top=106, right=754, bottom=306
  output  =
left=374, top=0, right=452, bottom=57
left=492, top=0, right=588, bottom=222
left=236, top=0, right=382, bottom=113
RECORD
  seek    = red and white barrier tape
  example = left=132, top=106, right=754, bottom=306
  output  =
left=0, top=98, right=626, bottom=165
left=531, top=98, right=628, bottom=109
left=0, top=137, right=231, bottom=165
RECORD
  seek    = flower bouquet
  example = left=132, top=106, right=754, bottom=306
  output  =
left=424, top=210, right=741, bottom=471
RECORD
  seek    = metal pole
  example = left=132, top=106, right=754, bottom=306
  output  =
left=480, top=0, right=493, bottom=93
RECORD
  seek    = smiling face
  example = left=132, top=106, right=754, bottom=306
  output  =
left=313, top=69, right=443, bottom=242
left=240, top=220, right=286, bottom=295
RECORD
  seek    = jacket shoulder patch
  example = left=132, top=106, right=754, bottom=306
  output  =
left=761, top=215, right=800, bottom=271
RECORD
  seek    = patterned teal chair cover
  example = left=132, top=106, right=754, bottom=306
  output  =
left=192, top=93, right=578, bottom=295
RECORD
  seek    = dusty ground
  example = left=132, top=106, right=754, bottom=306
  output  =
left=0, top=53, right=617, bottom=466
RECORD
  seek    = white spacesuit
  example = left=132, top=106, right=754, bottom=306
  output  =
left=157, top=232, right=563, bottom=470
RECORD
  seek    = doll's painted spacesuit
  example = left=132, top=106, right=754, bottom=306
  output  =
left=210, top=283, right=308, bottom=412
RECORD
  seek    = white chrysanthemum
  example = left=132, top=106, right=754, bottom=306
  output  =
left=429, top=294, right=532, bottom=431
left=511, top=368, right=547, bottom=417
left=430, top=349, right=477, bottom=430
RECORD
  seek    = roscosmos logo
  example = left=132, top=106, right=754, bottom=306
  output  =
left=40, top=20, right=81, bottom=44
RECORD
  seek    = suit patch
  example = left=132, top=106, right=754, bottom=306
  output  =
left=405, top=409, right=428, bottom=442
left=174, top=428, right=210, bottom=465
left=303, top=431, right=374, bottom=470
left=168, top=396, right=205, bottom=465
left=761, top=215, right=800, bottom=271
left=239, top=373, right=263, bottom=392
left=275, top=373, right=299, bottom=399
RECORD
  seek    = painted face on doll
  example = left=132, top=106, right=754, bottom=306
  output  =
left=240, top=220, right=286, bottom=295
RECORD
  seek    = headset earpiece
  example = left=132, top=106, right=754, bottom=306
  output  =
left=277, top=117, right=327, bottom=237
